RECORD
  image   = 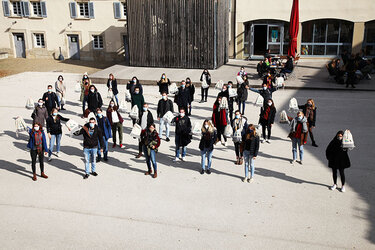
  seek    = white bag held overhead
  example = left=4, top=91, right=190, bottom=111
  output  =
left=215, top=80, right=224, bottom=90
left=168, top=83, right=179, bottom=94
left=254, top=95, right=264, bottom=107
left=236, top=75, right=244, bottom=84
left=15, top=116, right=27, bottom=137
left=275, top=76, right=284, bottom=88
left=288, top=97, right=299, bottom=113
left=130, top=124, right=142, bottom=138
left=107, top=89, right=114, bottom=99
left=129, top=105, right=139, bottom=119
left=342, top=129, right=355, bottom=150
left=229, top=88, right=237, bottom=98
left=25, top=97, right=34, bottom=109
left=75, top=82, right=81, bottom=93
left=219, top=97, right=229, bottom=110
left=279, top=110, right=289, bottom=124
left=191, top=120, right=202, bottom=136
left=125, top=89, right=132, bottom=102
left=119, top=99, right=128, bottom=113
left=201, top=78, right=209, bottom=89
left=224, top=124, right=232, bottom=138
left=162, top=111, right=174, bottom=124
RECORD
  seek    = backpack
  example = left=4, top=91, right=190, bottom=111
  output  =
left=130, top=124, right=142, bottom=138
left=342, top=129, right=355, bottom=150
left=215, top=80, right=224, bottom=90
left=15, top=116, right=27, bottom=137
left=163, top=111, right=174, bottom=125
left=288, top=98, right=299, bottom=113
left=219, top=97, right=229, bottom=110
left=254, top=95, right=264, bottom=107
left=26, top=97, right=34, bottom=109
left=279, top=110, right=289, bottom=124
left=168, top=83, right=179, bottom=94
left=129, top=105, right=139, bottom=119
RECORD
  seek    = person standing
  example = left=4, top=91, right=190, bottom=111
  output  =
left=171, top=108, right=192, bottom=161
left=127, top=76, right=143, bottom=95
left=199, top=120, right=217, bottom=175
left=241, top=124, right=260, bottom=183
left=31, top=99, right=48, bottom=127
left=136, top=103, right=154, bottom=158
left=42, top=85, right=59, bottom=114
left=289, top=111, right=308, bottom=165
left=27, top=122, right=48, bottom=181
left=107, top=73, right=119, bottom=105
left=174, top=80, right=191, bottom=115
left=96, top=108, right=112, bottom=162
left=130, top=87, right=144, bottom=125
left=218, top=82, right=235, bottom=122
left=140, top=124, right=161, bottom=178
left=299, top=99, right=318, bottom=147
left=326, top=131, right=351, bottom=193
left=157, top=92, right=174, bottom=142
left=106, top=100, right=124, bottom=148
left=200, top=69, right=211, bottom=103
left=74, top=118, right=104, bottom=179
left=186, top=78, right=195, bottom=115
left=46, top=108, right=70, bottom=161
left=249, top=82, right=280, bottom=105
left=80, top=73, right=91, bottom=117
left=87, top=85, right=103, bottom=115
left=55, top=75, right=66, bottom=110
left=258, top=99, right=276, bottom=143
left=236, top=76, right=249, bottom=115
left=157, top=73, right=171, bottom=95
left=231, top=110, right=248, bottom=165
left=212, top=96, right=228, bottom=146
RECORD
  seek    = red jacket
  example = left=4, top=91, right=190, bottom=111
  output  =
left=212, top=103, right=227, bottom=127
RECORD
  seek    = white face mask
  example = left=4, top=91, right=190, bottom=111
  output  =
left=263, top=87, right=267, bottom=90
left=38, top=102, right=43, bottom=106
left=98, top=113, right=103, bottom=118
left=48, top=89, right=52, bottom=92
left=268, top=102, right=272, bottom=106
left=162, top=95, right=167, bottom=100
left=90, top=89, right=95, bottom=93
left=89, top=123, right=95, bottom=128
left=34, top=126, right=39, bottom=131
left=204, top=125, right=209, bottom=129
left=133, top=79, right=136, bottom=83
left=53, top=112, right=58, bottom=116
left=228, top=85, right=232, bottom=88
left=110, top=103, right=114, bottom=107
left=143, top=107, right=147, bottom=111
left=180, top=113, right=185, bottom=117
left=181, top=85, right=185, bottom=89
left=135, top=91, right=139, bottom=94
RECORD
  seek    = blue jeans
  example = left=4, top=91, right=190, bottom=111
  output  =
left=292, top=137, right=304, bottom=161
left=98, top=136, right=108, bottom=158
left=114, top=94, right=119, bottom=106
left=201, top=148, right=213, bottom=170
left=175, top=134, right=187, bottom=158
left=143, top=145, right=157, bottom=172
left=48, top=133, right=62, bottom=157
left=238, top=101, right=246, bottom=114
left=84, top=148, right=97, bottom=174
left=159, top=118, right=170, bottom=138
left=243, top=150, right=255, bottom=177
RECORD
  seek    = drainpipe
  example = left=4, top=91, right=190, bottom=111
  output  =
left=233, top=0, right=236, bottom=58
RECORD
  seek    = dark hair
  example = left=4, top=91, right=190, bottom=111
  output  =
left=149, top=123, right=156, bottom=129
left=265, top=99, right=275, bottom=109
left=143, top=102, right=148, bottom=106
left=58, top=75, right=64, bottom=80
left=234, top=109, right=241, bottom=114
left=32, top=122, right=43, bottom=130
left=89, top=118, right=96, bottom=122
left=179, top=107, right=185, bottom=112
left=336, top=130, right=344, bottom=137
left=48, top=85, right=52, bottom=88
left=38, top=98, right=43, bottom=102
left=186, top=77, right=191, bottom=82
left=228, top=81, right=233, bottom=84
left=161, top=91, right=167, bottom=95
left=96, top=108, right=102, bottom=112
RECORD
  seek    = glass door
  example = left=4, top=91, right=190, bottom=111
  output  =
left=267, top=24, right=284, bottom=55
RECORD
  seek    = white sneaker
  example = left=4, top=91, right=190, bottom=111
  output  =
left=330, top=184, right=337, bottom=190
left=242, top=177, right=248, bottom=182
left=248, top=177, right=254, bottom=183
left=174, top=157, right=179, bottom=162
left=182, top=156, right=186, bottom=162
left=290, top=159, right=296, bottom=164
left=222, top=141, right=227, bottom=146
left=55, top=152, right=59, bottom=157
left=266, top=139, right=270, bottom=144
left=341, top=186, right=346, bottom=193
left=48, top=156, right=52, bottom=162
left=260, top=138, right=265, bottom=143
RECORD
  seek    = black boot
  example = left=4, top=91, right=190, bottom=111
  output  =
left=60, top=105, right=66, bottom=110
left=97, top=154, right=101, bottom=162
left=103, top=152, right=108, bottom=162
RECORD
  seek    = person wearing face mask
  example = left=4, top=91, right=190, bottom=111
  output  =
left=130, top=87, right=144, bottom=125
left=107, top=73, right=119, bottom=105
left=236, top=75, right=249, bottom=115
left=262, top=70, right=274, bottom=89
left=87, top=85, right=103, bottom=115
left=326, top=131, right=351, bottom=193
left=74, top=118, right=104, bottom=179
left=199, top=69, right=211, bottom=103
left=106, top=100, right=124, bottom=148
left=174, top=80, right=191, bottom=115
left=241, top=124, right=260, bottom=183
left=186, top=78, right=195, bottom=115
left=27, top=122, right=48, bottom=181
left=298, top=99, right=318, bottom=147
left=127, top=76, right=143, bottom=95
left=237, top=66, right=248, bottom=79
left=250, top=82, right=280, bottom=106
left=231, top=110, right=248, bottom=165
left=80, top=73, right=91, bottom=117
left=157, top=92, right=174, bottom=142
left=96, top=108, right=112, bottom=162
left=289, top=111, right=308, bottom=165
left=46, top=108, right=69, bottom=161
left=55, top=75, right=66, bottom=110
left=31, top=99, right=48, bottom=127
left=218, top=81, right=235, bottom=122
left=140, top=124, right=161, bottom=178
left=259, top=99, right=276, bottom=143
left=136, top=103, right=154, bottom=158
left=171, top=108, right=192, bottom=161
left=42, top=85, right=60, bottom=115
left=199, top=120, right=217, bottom=174
left=157, top=73, right=171, bottom=95
left=212, top=96, right=228, bottom=146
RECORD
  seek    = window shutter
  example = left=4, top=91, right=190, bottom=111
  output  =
left=2, top=1, right=10, bottom=17
left=113, top=2, right=120, bottom=19
left=41, top=1, right=46, bottom=17
left=88, top=2, right=94, bottom=19
left=69, top=2, right=76, bottom=18
left=22, top=1, right=29, bottom=17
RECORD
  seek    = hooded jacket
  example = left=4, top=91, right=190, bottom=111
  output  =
left=87, top=86, right=103, bottom=112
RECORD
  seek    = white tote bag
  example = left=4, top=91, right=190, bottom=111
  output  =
left=168, top=83, right=179, bottom=94
left=119, top=100, right=128, bottom=113
left=275, top=76, right=284, bottom=88
left=279, top=110, right=289, bottom=124
left=224, top=124, right=232, bottom=138
left=232, top=129, right=242, bottom=143
left=342, top=129, right=355, bottom=150
left=75, top=82, right=81, bottom=93
left=129, top=105, right=139, bottom=119
left=125, top=89, right=132, bottom=102
left=25, top=97, right=34, bottom=109
left=201, top=78, right=209, bottom=89
left=219, top=97, right=229, bottom=110
left=255, top=124, right=262, bottom=136
left=236, top=75, right=244, bottom=84
left=163, top=111, right=174, bottom=124
left=215, top=80, right=224, bottom=90
left=288, top=98, right=299, bottom=113
left=65, top=119, right=80, bottom=137
left=229, top=88, right=237, bottom=98
left=130, top=124, right=142, bottom=138
left=86, top=112, right=96, bottom=123
left=15, top=116, right=27, bottom=137
left=191, top=120, right=202, bottom=136
left=107, top=89, right=114, bottom=99
left=254, top=95, right=264, bottom=107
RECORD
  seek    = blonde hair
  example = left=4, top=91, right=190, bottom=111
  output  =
left=307, top=99, right=315, bottom=109
left=297, top=111, right=304, bottom=117
left=201, top=120, right=214, bottom=133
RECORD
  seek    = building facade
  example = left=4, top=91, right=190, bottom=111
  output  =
left=0, top=0, right=129, bottom=62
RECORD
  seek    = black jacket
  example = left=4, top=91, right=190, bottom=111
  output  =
left=107, top=79, right=118, bottom=95
left=75, top=123, right=104, bottom=149
left=172, top=115, right=192, bottom=146
left=187, top=84, right=195, bottom=103
left=87, top=87, right=103, bottom=112
left=157, top=79, right=171, bottom=94
left=175, top=87, right=191, bottom=107
left=326, top=137, right=351, bottom=169
left=200, top=72, right=211, bottom=86
left=242, top=134, right=260, bottom=156
left=138, top=110, right=154, bottom=128
left=298, top=104, right=316, bottom=126
left=127, top=81, right=143, bottom=95
left=218, top=89, right=234, bottom=107
left=46, top=115, right=69, bottom=135
left=237, top=82, right=249, bottom=102
left=199, top=130, right=217, bottom=151
left=157, top=99, right=174, bottom=118
left=259, top=105, right=276, bottom=125
left=42, top=92, right=59, bottom=110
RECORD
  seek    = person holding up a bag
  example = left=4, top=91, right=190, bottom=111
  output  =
left=212, top=96, right=228, bottom=146
left=326, top=131, right=351, bottom=193
left=250, top=82, right=280, bottom=106
left=136, top=103, right=154, bottom=158
left=258, top=99, right=276, bottom=143
left=289, top=111, right=308, bottom=165
left=200, top=69, right=211, bottom=103
left=27, top=122, right=48, bottom=181
left=299, top=99, right=318, bottom=147
left=171, top=108, right=192, bottom=162
left=107, top=73, right=119, bottom=105
left=107, top=100, right=124, bottom=149
left=236, top=76, right=249, bottom=115
left=141, top=124, right=161, bottom=178
left=157, top=92, right=174, bottom=142
left=32, top=99, right=48, bottom=127
left=231, top=110, right=248, bottom=165
left=199, top=120, right=217, bottom=175
left=55, top=75, right=66, bottom=110
left=241, top=124, right=260, bottom=183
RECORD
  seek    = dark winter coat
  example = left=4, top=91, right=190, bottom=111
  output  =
left=200, top=72, right=212, bottom=86
left=46, top=115, right=69, bottom=135
left=87, top=87, right=103, bottom=112
left=126, top=81, right=143, bottom=95
left=175, top=87, right=191, bottom=108
left=172, top=115, right=192, bottom=146
left=131, top=93, right=144, bottom=113
left=42, top=92, right=59, bottom=111
left=187, top=84, right=195, bottom=103
left=199, top=129, right=217, bottom=151
left=237, top=82, right=249, bottom=102
left=326, top=137, right=351, bottom=169
left=140, top=129, right=161, bottom=149
left=107, top=79, right=119, bottom=95
left=259, top=105, right=276, bottom=125
left=250, top=87, right=278, bottom=102
left=96, top=115, right=112, bottom=140
left=157, top=99, right=174, bottom=118
left=157, top=79, right=171, bottom=94
left=138, top=110, right=154, bottom=128
left=242, top=133, right=260, bottom=156
left=32, top=106, right=48, bottom=126
left=75, top=123, right=104, bottom=149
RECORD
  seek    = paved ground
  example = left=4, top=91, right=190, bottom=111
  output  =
left=0, top=71, right=374, bottom=249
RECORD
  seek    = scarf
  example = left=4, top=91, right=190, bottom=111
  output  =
left=34, top=131, right=43, bottom=153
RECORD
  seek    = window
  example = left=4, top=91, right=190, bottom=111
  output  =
left=12, top=1, right=22, bottom=16
left=32, top=1, right=41, bottom=16
left=34, top=33, right=45, bottom=48
left=114, top=1, right=127, bottom=20
left=363, top=21, right=375, bottom=56
left=92, top=35, right=103, bottom=49
left=78, top=2, right=89, bottom=17
left=301, top=20, right=353, bottom=56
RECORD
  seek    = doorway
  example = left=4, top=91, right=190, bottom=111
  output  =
left=253, top=25, right=267, bottom=55
left=13, top=33, right=26, bottom=58
left=68, top=35, right=80, bottom=60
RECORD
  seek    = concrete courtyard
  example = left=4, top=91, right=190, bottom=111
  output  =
left=0, top=61, right=374, bottom=249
